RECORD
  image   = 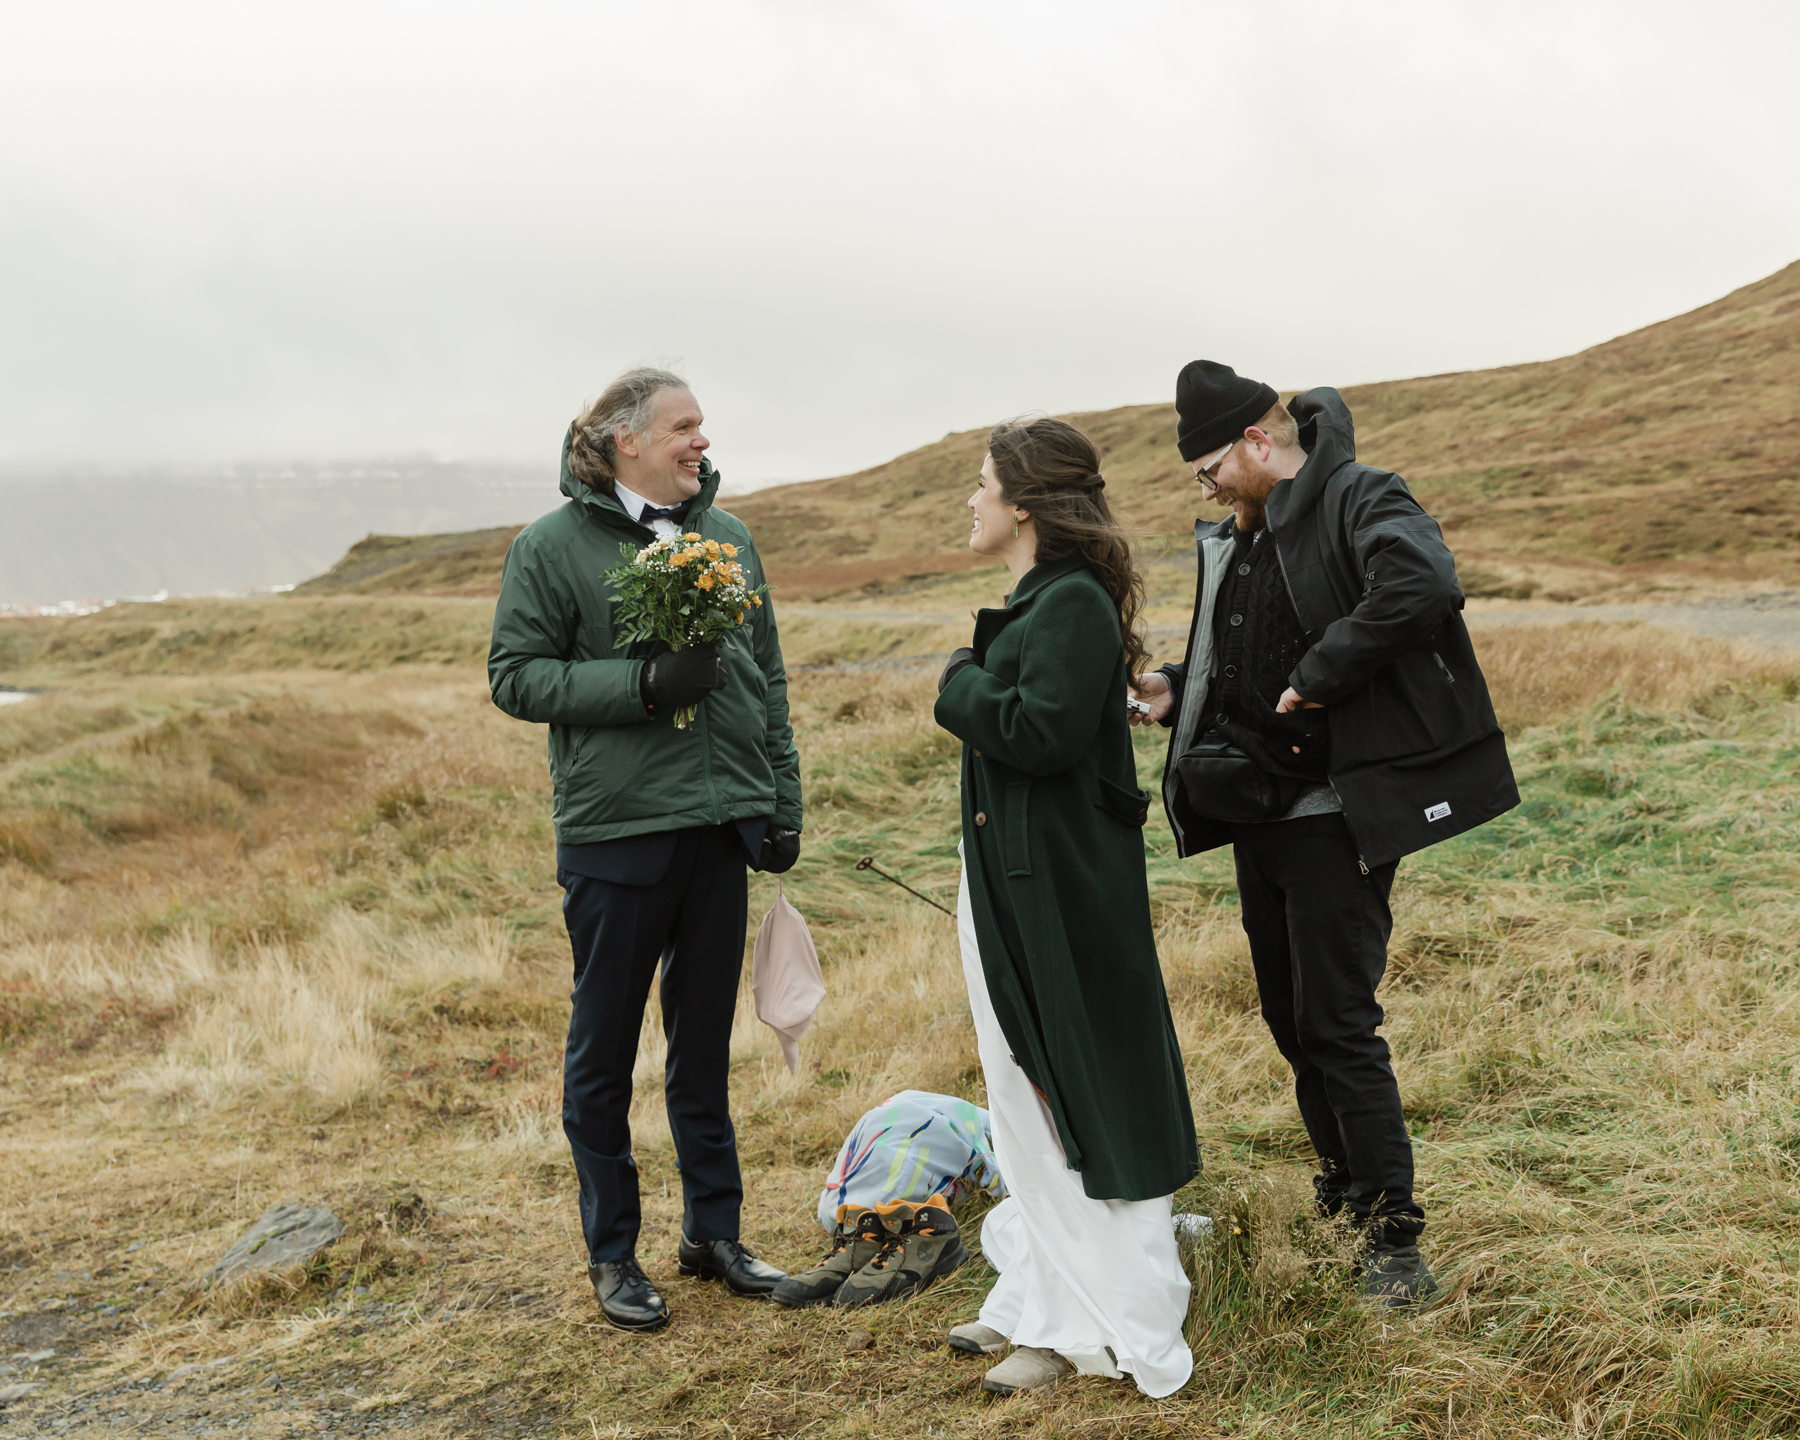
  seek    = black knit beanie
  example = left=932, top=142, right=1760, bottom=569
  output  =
left=1174, top=360, right=1279, bottom=462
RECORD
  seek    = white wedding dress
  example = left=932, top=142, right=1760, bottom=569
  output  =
left=957, top=862, right=1194, bottom=1398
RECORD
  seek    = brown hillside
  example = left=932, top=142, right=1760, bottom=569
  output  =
left=733, top=259, right=1800, bottom=600
left=298, top=261, right=1799, bottom=601
left=291, top=526, right=522, bottom=597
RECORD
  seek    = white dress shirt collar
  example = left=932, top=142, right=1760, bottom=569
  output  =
left=614, top=480, right=683, bottom=538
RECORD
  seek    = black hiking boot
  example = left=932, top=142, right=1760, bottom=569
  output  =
left=1358, top=1241, right=1439, bottom=1309
left=770, top=1203, right=905, bottom=1309
left=833, top=1193, right=968, bottom=1308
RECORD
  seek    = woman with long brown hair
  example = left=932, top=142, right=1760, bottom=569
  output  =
left=933, top=418, right=1197, bottom=1398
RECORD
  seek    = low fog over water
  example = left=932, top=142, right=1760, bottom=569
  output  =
left=0, top=460, right=788, bottom=607
left=0, top=462, right=560, bottom=605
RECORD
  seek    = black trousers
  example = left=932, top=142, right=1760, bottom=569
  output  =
left=1231, top=813, right=1425, bottom=1246
left=558, top=824, right=748, bottom=1264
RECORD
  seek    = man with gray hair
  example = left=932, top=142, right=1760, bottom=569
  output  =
left=489, top=368, right=801, bottom=1330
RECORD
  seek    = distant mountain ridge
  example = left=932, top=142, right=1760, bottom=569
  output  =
left=289, top=527, right=526, bottom=598
left=295, top=260, right=1800, bottom=602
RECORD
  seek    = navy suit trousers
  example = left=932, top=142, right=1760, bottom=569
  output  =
left=558, top=824, right=748, bottom=1263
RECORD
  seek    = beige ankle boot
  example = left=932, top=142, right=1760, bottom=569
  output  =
left=947, top=1321, right=1008, bottom=1356
left=981, top=1345, right=1073, bottom=1395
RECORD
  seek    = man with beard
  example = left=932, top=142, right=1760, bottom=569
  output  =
left=1129, top=361, right=1518, bottom=1306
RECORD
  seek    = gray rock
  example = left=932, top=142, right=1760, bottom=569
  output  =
left=165, top=1358, right=235, bottom=1381
left=208, top=1205, right=345, bottom=1284
left=0, top=1382, right=44, bottom=1404
left=1, top=1314, right=65, bottom=1350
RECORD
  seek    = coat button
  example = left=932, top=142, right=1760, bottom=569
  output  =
left=1230, top=613, right=1244, bottom=626
left=1224, top=664, right=1237, bottom=677
left=1135, top=806, right=1149, bottom=822
left=973, top=750, right=981, bottom=757
left=1238, top=563, right=1251, bottom=576
left=975, top=811, right=987, bottom=826
left=1215, top=712, right=1229, bottom=725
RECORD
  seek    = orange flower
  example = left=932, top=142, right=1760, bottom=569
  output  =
left=683, top=532, right=702, bottom=541
left=704, top=539, right=721, bottom=557
left=753, top=595, right=763, bottom=607
left=669, top=552, right=690, bottom=567
left=721, top=543, right=738, bottom=557
left=696, top=574, right=715, bottom=591
left=736, top=610, right=745, bottom=623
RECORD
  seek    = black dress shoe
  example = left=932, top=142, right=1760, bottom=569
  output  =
left=589, top=1256, right=670, bottom=1331
left=677, top=1234, right=786, bottom=1298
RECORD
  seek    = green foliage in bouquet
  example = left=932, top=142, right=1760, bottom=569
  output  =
left=604, top=531, right=770, bottom=727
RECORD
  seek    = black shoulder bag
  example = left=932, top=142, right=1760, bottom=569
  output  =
left=1176, top=739, right=1304, bottom=823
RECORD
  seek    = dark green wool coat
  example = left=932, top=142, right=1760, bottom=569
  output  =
left=934, top=558, right=1199, bottom=1202
left=487, top=438, right=801, bottom=843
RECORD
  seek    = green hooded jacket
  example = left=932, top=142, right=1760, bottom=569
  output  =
left=487, top=437, right=802, bottom=843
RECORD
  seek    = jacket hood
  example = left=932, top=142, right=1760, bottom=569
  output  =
left=557, top=423, right=723, bottom=523
left=1267, top=387, right=1356, bottom=529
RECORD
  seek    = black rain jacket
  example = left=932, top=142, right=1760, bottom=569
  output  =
left=1159, top=388, right=1519, bottom=868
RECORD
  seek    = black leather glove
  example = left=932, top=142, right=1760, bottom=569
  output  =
left=760, top=827, right=801, bottom=875
left=641, top=643, right=726, bottom=712
left=938, top=647, right=977, bottom=695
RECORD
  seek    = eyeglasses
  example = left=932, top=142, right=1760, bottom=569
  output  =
left=1192, top=438, right=1239, bottom=492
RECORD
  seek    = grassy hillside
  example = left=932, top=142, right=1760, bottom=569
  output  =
left=0, top=596, right=493, bottom=680
left=732, top=260, right=1800, bottom=601
left=289, top=527, right=523, bottom=598
left=294, top=260, right=1800, bottom=606
left=4, top=595, right=1800, bottom=1436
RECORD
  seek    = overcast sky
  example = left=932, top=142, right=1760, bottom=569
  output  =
left=3, top=0, right=1796, bottom=485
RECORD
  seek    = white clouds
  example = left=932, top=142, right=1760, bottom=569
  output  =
left=1, top=0, right=1795, bottom=480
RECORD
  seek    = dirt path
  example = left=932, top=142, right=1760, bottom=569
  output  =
left=795, top=596, right=1800, bottom=651
left=1466, top=594, right=1800, bottom=649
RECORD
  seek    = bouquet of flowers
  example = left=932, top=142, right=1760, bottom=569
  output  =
left=604, top=532, right=768, bottom=729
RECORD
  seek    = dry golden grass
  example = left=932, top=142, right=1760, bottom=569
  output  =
left=2, top=599, right=1799, bottom=1437
left=1474, top=621, right=1800, bottom=731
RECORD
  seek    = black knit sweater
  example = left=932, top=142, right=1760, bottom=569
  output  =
left=1199, top=523, right=1330, bottom=780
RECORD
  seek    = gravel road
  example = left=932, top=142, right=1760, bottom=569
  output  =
left=1465, top=593, right=1800, bottom=649
left=795, top=594, right=1800, bottom=653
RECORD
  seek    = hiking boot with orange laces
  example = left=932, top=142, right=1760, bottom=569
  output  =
left=771, top=1202, right=914, bottom=1309
left=832, top=1194, right=968, bottom=1308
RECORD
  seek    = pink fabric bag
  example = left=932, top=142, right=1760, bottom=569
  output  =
left=751, top=886, right=826, bottom=1073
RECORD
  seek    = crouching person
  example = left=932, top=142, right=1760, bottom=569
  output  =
left=488, top=367, right=802, bottom=1330
left=1132, top=362, right=1519, bottom=1307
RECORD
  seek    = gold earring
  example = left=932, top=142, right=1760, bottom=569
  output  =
left=1012, top=517, right=1019, bottom=539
